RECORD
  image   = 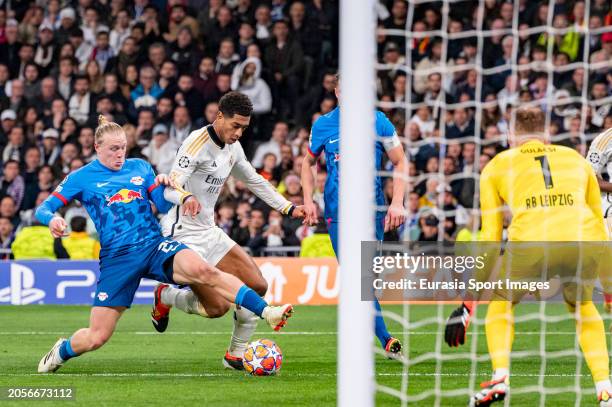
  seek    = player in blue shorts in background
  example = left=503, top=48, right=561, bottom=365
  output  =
left=301, top=75, right=407, bottom=358
left=35, top=116, right=294, bottom=373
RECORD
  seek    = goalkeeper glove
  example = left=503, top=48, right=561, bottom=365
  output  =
left=445, top=301, right=474, bottom=347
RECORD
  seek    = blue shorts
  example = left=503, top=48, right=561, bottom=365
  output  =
left=94, top=236, right=188, bottom=307
left=327, top=211, right=385, bottom=257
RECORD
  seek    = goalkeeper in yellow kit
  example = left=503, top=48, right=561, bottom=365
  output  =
left=443, top=107, right=611, bottom=406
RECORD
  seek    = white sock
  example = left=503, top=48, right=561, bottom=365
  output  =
left=492, top=368, right=509, bottom=382
left=596, top=380, right=612, bottom=395
left=228, top=305, right=258, bottom=357
left=160, top=286, right=207, bottom=317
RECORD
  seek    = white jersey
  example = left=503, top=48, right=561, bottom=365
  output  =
left=587, top=127, right=612, bottom=218
left=161, top=125, right=293, bottom=236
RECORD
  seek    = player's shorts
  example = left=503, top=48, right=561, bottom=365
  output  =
left=491, top=243, right=607, bottom=304
left=327, top=211, right=386, bottom=257
left=94, top=236, right=188, bottom=307
left=171, top=226, right=236, bottom=266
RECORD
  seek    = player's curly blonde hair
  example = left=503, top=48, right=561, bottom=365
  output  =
left=95, top=115, right=124, bottom=145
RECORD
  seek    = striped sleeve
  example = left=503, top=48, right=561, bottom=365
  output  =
left=230, top=142, right=294, bottom=215
left=35, top=172, right=82, bottom=225
left=163, top=128, right=207, bottom=204
left=587, top=127, right=612, bottom=175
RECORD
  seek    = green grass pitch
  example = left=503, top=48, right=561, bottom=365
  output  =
left=0, top=304, right=608, bottom=406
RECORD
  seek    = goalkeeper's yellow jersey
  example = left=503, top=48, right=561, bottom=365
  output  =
left=480, top=139, right=607, bottom=242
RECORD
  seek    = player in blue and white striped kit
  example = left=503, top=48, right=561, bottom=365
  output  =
left=35, top=116, right=294, bottom=374
left=301, top=77, right=407, bottom=358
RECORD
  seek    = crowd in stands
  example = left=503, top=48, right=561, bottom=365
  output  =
left=0, top=0, right=610, bottom=259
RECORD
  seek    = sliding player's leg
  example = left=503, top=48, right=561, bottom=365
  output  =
left=169, top=248, right=292, bottom=330
left=154, top=243, right=266, bottom=370
left=38, top=306, right=125, bottom=373
left=39, top=245, right=151, bottom=373
left=151, top=229, right=268, bottom=369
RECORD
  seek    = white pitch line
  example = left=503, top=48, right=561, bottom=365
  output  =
left=0, top=331, right=584, bottom=335
left=0, top=372, right=591, bottom=378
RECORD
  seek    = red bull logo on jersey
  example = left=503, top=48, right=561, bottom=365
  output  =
left=106, top=188, right=144, bottom=206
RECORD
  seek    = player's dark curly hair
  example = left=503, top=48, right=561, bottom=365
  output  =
left=219, top=92, right=253, bottom=118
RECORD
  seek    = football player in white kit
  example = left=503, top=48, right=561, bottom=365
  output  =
left=587, top=127, right=612, bottom=237
left=587, top=127, right=612, bottom=316
left=151, top=92, right=304, bottom=370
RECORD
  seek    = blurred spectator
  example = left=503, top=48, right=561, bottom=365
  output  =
left=252, top=121, right=288, bottom=167
left=0, top=216, right=15, bottom=259
left=11, top=220, right=56, bottom=258
left=40, top=128, right=61, bottom=166
left=131, top=65, right=163, bottom=110
left=23, top=164, right=54, bottom=211
left=109, top=9, right=131, bottom=53
left=217, top=201, right=236, bottom=236
left=254, top=4, right=273, bottom=42
left=69, top=28, right=93, bottom=72
left=264, top=20, right=304, bottom=119
left=91, top=29, right=114, bottom=72
left=3, top=126, right=25, bottom=162
left=263, top=210, right=285, bottom=247
left=0, top=159, right=25, bottom=209
left=1, top=195, right=20, bottom=229
left=169, top=106, right=193, bottom=144
left=142, top=124, right=179, bottom=175
left=193, top=56, right=218, bottom=102
left=169, top=27, right=201, bottom=76
left=241, top=208, right=265, bottom=256
left=216, top=37, right=240, bottom=75
left=68, top=75, right=93, bottom=125
left=85, top=60, right=104, bottom=94
left=445, top=108, right=475, bottom=139
left=60, top=216, right=100, bottom=259
left=232, top=57, right=272, bottom=115
left=205, top=5, right=237, bottom=55
left=257, top=153, right=277, bottom=182
left=164, top=4, right=199, bottom=44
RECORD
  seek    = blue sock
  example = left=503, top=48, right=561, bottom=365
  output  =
left=374, top=298, right=392, bottom=347
left=58, top=337, right=78, bottom=361
left=235, top=285, right=267, bottom=317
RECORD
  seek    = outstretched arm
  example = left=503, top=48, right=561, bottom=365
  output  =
left=230, top=143, right=301, bottom=218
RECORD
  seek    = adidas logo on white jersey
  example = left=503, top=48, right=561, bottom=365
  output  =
left=212, top=161, right=217, bottom=167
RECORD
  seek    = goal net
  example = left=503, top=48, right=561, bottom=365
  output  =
left=342, top=0, right=612, bottom=405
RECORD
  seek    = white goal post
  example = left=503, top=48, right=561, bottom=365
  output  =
left=338, top=0, right=377, bottom=406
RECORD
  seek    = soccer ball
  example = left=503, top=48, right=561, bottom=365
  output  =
left=242, top=339, right=282, bottom=376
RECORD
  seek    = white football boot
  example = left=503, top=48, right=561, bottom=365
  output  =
left=262, top=304, right=293, bottom=331
left=38, top=338, right=66, bottom=373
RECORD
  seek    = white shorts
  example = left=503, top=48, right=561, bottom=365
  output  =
left=171, top=226, right=236, bottom=266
